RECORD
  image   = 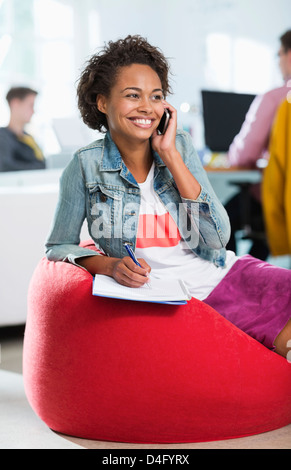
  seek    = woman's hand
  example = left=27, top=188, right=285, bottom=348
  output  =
left=112, top=257, right=151, bottom=288
left=152, top=101, right=202, bottom=200
left=151, top=101, right=179, bottom=164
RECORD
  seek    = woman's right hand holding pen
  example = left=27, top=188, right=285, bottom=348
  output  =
left=112, top=257, right=151, bottom=288
left=78, top=254, right=151, bottom=288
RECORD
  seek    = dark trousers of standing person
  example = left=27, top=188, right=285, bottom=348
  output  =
left=224, top=190, right=269, bottom=261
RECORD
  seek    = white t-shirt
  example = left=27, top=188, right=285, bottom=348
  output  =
left=135, top=163, right=237, bottom=300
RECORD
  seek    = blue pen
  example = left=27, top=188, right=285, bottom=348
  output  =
left=124, top=243, right=151, bottom=287
left=124, top=243, right=142, bottom=267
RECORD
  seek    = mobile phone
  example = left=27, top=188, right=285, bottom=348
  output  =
left=157, top=109, right=170, bottom=135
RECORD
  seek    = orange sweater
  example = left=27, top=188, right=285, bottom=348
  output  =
left=262, top=98, right=291, bottom=255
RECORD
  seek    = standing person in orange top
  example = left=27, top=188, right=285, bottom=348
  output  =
left=225, top=30, right=291, bottom=259
left=0, top=87, right=45, bottom=171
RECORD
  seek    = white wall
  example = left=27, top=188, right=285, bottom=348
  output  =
left=89, top=0, right=290, bottom=90
left=84, top=0, right=290, bottom=146
left=0, top=0, right=290, bottom=150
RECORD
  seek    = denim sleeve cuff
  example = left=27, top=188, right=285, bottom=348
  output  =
left=67, top=250, right=103, bottom=271
left=181, top=185, right=210, bottom=205
left=45, top=244, right=103, bottom=272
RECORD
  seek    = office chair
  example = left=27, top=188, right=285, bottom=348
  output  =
left=226, top=179, right=269, bottom=260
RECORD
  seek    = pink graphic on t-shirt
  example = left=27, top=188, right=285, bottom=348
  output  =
left=136, top=212, right=181, bottom=248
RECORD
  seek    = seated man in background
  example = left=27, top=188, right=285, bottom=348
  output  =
left=0, top=86, right=45, bottom=172
left=225, top=30, right=291, bottom=259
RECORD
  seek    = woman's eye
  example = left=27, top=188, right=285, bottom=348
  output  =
left=152, top=94, right=163, bottom=101
left=126, top=93, right=139, bottom=99
left=125, top=93, right=163, bottom=101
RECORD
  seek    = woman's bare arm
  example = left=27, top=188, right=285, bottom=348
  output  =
left=78, top=254, right=151, bottom=288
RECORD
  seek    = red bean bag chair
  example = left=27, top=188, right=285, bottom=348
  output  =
left=23, top=241, right=291, bottom=444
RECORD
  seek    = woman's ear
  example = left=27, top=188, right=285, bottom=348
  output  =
left=96, top=94, right=107, bottom=114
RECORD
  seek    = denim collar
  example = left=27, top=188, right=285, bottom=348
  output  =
left=100, top=132, right=166, bottom=172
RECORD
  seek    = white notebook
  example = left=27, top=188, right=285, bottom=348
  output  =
left=92, top=274, right=191, bottom=304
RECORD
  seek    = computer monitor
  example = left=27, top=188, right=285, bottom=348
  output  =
left=201, top=90, right=256, bottom=152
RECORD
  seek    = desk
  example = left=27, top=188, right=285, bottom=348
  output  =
left=202, top=152, right=262, bottom=203
left=205, top=164, right=267, bottom=259
left=205, top=165, right=262, bottom=205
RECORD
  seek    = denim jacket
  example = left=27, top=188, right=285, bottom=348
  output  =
left=45, top=130, right=230, bottom=268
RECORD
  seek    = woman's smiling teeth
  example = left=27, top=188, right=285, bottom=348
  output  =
left=129, top=117, right=153, bottom=127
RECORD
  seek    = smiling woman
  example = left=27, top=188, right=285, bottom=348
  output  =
left=44, top=34, right=291, bottom=359
left=77, top=35, right=171, bottom=133
left=96, top=64, right=164, bottom=140
left=95, top=63, right=166, bottom=180
left=47, top=34, right=228, bottom=285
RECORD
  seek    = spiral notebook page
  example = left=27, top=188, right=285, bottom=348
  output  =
left=92, top=274, right=191, bottom=303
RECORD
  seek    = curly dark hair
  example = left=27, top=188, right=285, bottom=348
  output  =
left=77, top=35, right=172, bottom=132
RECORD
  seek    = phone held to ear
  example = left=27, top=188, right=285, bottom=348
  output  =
left=157, top=109, right=170, bottom=135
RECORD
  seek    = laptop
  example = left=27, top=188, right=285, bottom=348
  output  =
left=52, top=117, right=103, bottom=153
